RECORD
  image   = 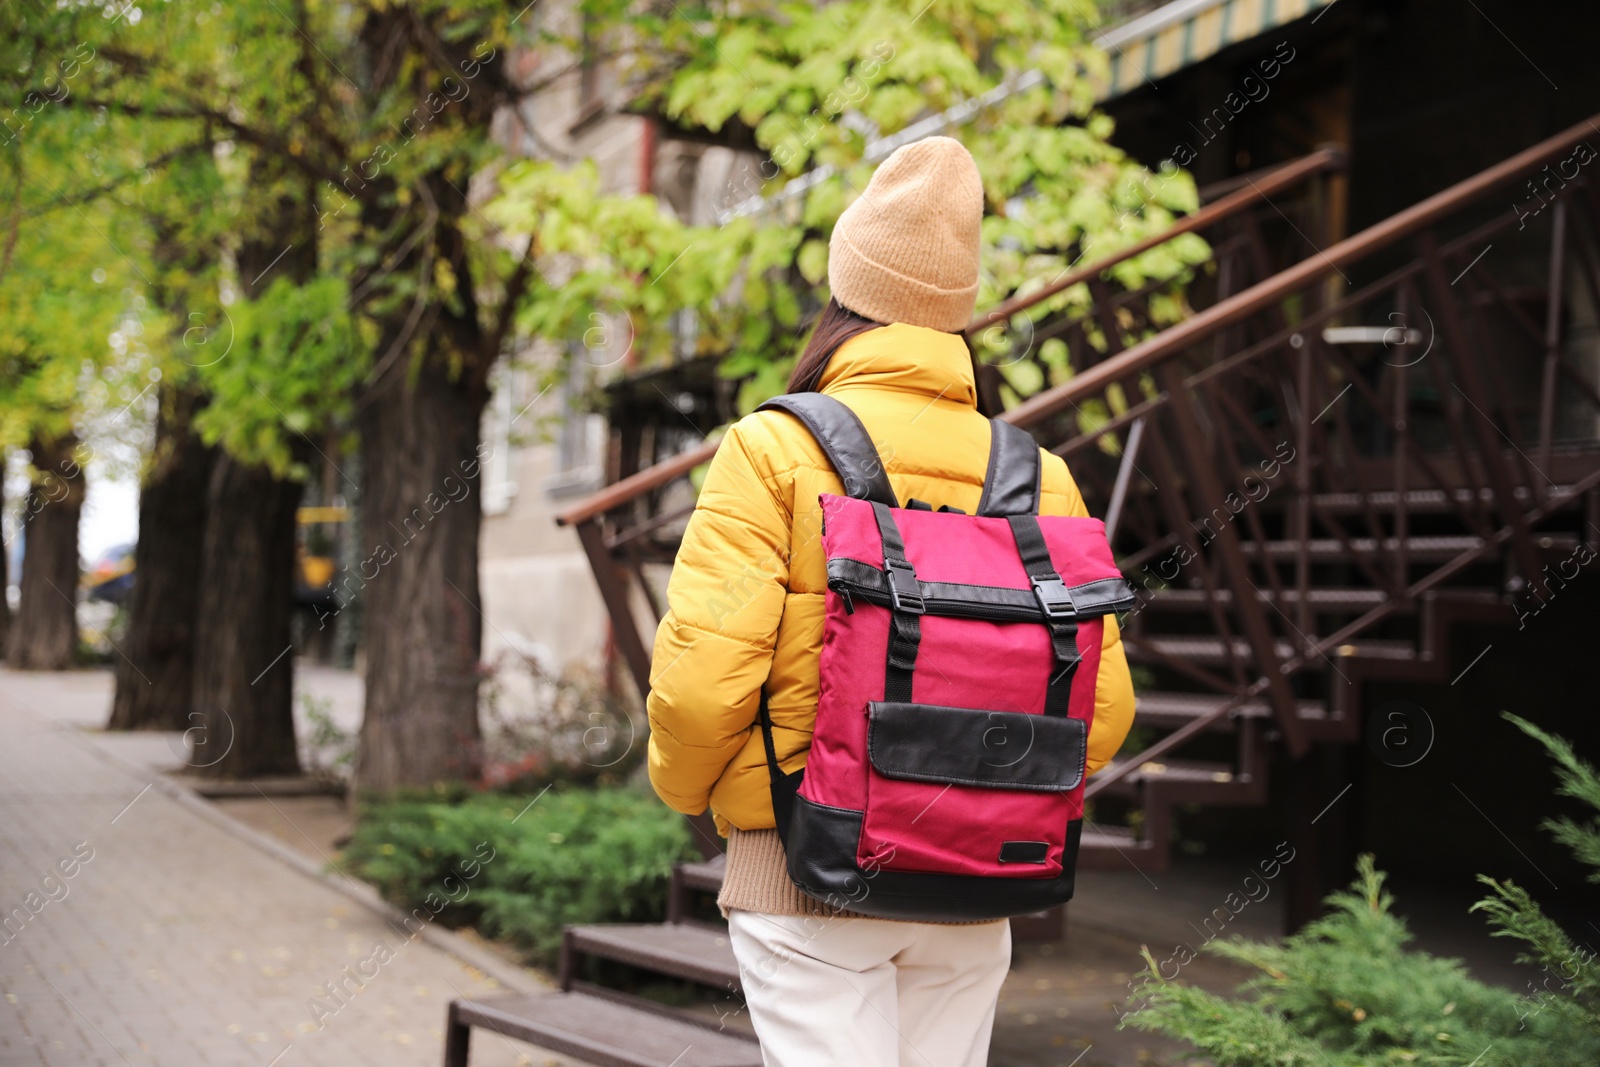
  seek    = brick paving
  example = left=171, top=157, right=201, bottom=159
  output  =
left=8, top=666, right=1424, bottom=1067
left=0, top=669, right=572, bottom=1067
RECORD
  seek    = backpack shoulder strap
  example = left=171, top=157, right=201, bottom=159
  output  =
left=757, top=393, right=898, bottom=507
left=976, top=418, right=1041, bottom=517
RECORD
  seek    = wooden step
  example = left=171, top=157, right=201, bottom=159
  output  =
left=446, top=990, right=761, bottom=1067
left=675, top=856, right=727, bottom=894
left=1077, top=823, right=1162, bottom=871
left=1233, top=534, right=1578, bottom=563
left=1134, top=691, right=1327, bottom=727
left=1127, top=635, right=1414, bottom=667
left=1237, top=535, right=1485, bottom=562
left=1102, top=756, right=1243, bottom=787
left=1080, top=824, right=1143, bottom=850
left=1309, top=485, right=1570, bottom=514
left=1144, top=586, right=1505, bottom=613
left=566, top=922, right=740, bottom=991
left=1145, top=587, right=1390, bottom=611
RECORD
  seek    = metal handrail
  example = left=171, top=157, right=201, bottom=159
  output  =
left=970, top=146, right=1344, bottom=331
left=1000, top=112, right=1600, bottom=429
left=549, top=112, right=1600, bottom=864
left=556, top=147, right=1347, bottom=528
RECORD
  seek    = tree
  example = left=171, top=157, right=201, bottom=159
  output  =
left=44, top=0, right=1199, bottom=791
left=5, top=433, right=86, bottom=668
left=108, top=147, right=228, bottom=731
left=66, top=0, right=540, bottom=791
left=489, top=0, right=1206, bottom=410
left=0, top=28, right=142, bottom=669
left=108, top=385, right=214, bottom=728
left=185, top=154, right=323, bottom=778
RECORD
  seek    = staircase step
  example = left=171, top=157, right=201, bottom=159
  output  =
left=567, top=922, right=740, bottom=990
left=1127, top=635, right=1414, bottom=667
left=449, top=991, right=760, bottom=1067
left=1309, top=485, right=1570, bottom=514
left=1237, top=535, right=1485, bottom=562
left=1135, top=691, right=1326, bottom=727
left=1080, top=824, right=1143, bottom=850
left=1145, top=587, right=1389, bottom=611
left=1077, top=824, right=1162, bottom=871
left=675, top=856, right=728, bottom=894
left=1145, top=587, right=1507, bottom=613
left=1103, top=756, right=1243, bottom=786
left=1231, top=533, right=1580, bottom=563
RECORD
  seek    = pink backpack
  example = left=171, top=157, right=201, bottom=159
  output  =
left=755, top=393, right=1135, bottom=922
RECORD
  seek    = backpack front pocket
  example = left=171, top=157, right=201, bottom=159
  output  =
left=857, top=702, right=1087, bottom=878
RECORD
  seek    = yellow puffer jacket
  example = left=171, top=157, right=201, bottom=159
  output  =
left=646, top=323, right=1136, bottom=834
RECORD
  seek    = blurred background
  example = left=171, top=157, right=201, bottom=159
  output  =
left=2, top=1, right=1598, bottom=1065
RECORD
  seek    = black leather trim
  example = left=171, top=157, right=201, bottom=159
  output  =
left=784, top=795, right=1083, bottom=921
left=999, top=841, right=1050, bottom=864
left=828, top=558, right=1136, bottom=620
left=977, top=420, right=1041, bottom=517
left=867, top=702, right=1087, bottom=792
left=1060, top=577, right=1142, bottom=614
left=758, top=394, right=897, bottom=507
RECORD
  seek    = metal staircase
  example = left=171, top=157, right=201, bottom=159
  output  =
left=445, top=118, right=1600, bottom=1065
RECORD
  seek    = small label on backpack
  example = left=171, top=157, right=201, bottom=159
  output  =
left=998, top=841, right=1050, bottom=864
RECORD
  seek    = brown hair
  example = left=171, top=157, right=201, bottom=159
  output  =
left=786, top=297, right=882, bottom=394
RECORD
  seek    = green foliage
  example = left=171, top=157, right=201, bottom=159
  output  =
left=192, top=275, right=364, bottom=475
left=489, top=0, right=1209, bottom=414
left=1126, top=856, right=1599, bottom=1065
left=1468, top=714, right=1600, bottom=1035
left=344, top=787, right=697, bottom=965
left=1126, top=717, right=1600, bottom=1065
left=3, top=0, right=544, bottom=476
left=4, top=0, right=1212, bottom=470
left=299, top=693, right=356, bottom=778
left=1496, top=713, right=1600, bottom=880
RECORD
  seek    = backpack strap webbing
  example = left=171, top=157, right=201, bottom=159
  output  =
left=754, top=392, right=896, bottom=843
left=757, top=693, right=804, bottom=849
left=1007, top=514, right=1082, bottom=718
left=757, top=393, right=897, bottom=507
left=976, top=420, right=1041, bottom=517
left=872, top=501, right=923, bottom=704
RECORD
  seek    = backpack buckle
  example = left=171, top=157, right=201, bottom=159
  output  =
left=1031, top=576, right=1078, bottom=619
left=885, top=558, right=925, bottom=615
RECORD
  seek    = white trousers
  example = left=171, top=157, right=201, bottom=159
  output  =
left=727, top=910, right=1011, bottom=1067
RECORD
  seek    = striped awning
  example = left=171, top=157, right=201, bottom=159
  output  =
left=1095, top=0, right=1337, bottom=100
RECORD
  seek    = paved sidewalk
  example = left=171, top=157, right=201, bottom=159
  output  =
left=0, top=669, right=568, bottom=1067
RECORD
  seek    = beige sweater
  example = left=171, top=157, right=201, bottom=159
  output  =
left=716, top=827, right=865, bottom=918
left=715, top=827, right=992, bottom=926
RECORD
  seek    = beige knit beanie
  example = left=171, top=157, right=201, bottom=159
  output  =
left=828, top=136, right=984, bottom=332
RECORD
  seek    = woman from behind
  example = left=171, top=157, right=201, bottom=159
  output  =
left=646, top=136, right=1136, bottom=1066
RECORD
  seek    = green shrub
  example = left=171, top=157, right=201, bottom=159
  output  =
left=343, top=785, right=697, bottom=965
left=1122, top=713, right=1600, bottom=1065
left=1124, top=856, right=1596, bottom=1065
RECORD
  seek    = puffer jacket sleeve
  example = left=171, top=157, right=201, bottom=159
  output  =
left=646, top=418, right=790, bottom=815
left=1039, top=451, right=1136, bottom=777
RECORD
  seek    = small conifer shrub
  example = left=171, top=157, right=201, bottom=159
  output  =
left=1123, top=713, right=1600, bottom=1065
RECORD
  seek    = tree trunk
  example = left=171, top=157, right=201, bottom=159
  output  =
left=189, top=454, right=303, bottom=777
left=182, top=154, right=318, bottom=777
left=108, top=388, right=216, bottom=731
left=5, top=435, right=85, bottom=670
left=353, top=354, right=488, bottom=793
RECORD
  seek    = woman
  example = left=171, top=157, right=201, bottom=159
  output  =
left=646, top=136, right=1136, bottom=1066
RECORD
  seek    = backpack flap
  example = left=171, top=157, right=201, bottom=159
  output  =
left=867, top=701, right=1087, bottom=793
